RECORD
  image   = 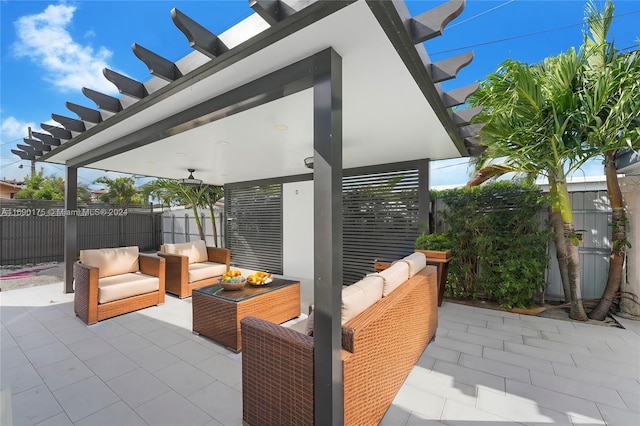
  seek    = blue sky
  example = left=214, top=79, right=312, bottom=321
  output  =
left=1, top=0, right=638, bottom=189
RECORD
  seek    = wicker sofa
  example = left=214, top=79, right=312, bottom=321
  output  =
left=158, top=240, right=230, bottom=298
left=241, top=253, right=438, bottom=426
left=74, top=246, right=165, bottom=325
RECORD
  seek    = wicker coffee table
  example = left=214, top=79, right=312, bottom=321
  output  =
left=192, top=278, right=300, bottom=352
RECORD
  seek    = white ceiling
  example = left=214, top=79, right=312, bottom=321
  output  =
left=45, top=1, right=465, bottom=185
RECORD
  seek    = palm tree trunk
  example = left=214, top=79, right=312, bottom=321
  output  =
left=589, top=152, right=627, bottom=320
left=550, top=208, right=572, bottom=302
left=564, top=221, right=588, bottom=320
left=550, top=175, right=588, bottom=320
left=192, top=205, right=206, bottom=241
left=208, top=204, right=218, bottom=248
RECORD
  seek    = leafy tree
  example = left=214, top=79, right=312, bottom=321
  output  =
left=578, top=0, right=640, bottom=320
left=94, top=176, right=144, bottom=208
left=15, top=168, right=63, bottom=200
left=469, top=50, right=589, bottom=320
left=15, top=167, right=90, bottom=202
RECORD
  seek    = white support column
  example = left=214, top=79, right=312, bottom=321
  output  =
left=620, top=176, right=640, bottom=317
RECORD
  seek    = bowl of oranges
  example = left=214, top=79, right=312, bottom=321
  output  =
left=247, top=271, right=272, bottom=286
left=219, top=270, right=246, bottom=291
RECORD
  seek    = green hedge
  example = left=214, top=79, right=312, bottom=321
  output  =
left=428, top=181, right=551, bottom=309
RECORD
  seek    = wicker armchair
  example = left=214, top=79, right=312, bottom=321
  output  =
left=158, top=241, right=230, bottom=298
left=74, top=246, right=165, bottom=325
left=241, top=265, right=438, bottom=426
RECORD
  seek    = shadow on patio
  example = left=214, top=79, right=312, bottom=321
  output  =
left=2, top=281, right=639, bottom=425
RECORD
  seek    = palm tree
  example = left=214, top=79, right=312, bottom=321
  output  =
left=579, top=0, right=640, bottom=320
left=143, top=180, right=224, bottom=244
left=199, top=185, right=225, bottom=247
left=469, top=50, right=590, bottom=320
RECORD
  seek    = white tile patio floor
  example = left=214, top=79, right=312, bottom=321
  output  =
left=1, top=282, right=639, bottom=426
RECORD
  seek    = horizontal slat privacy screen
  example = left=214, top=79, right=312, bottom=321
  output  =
left=343, top=168, right=420, bottom=285
left=225, top=184, right=283, bottom=274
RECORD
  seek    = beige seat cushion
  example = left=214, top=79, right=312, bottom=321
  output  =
left=341, top=275, right=384, bottom=324
left=98, top=272, right=159, bottom=304
left=188, top=262, right=227, bottom=283
left=399, top=252, right=427, bottom=278
left=377, top=261, right=410, bottom=297
left=160, top=240, right=208, bottom=264
left=80, top=246, right=139, bottom=278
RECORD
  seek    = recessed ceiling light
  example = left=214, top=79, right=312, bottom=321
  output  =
left=175, top=152, right=186, bottom=157
left=274, top=124, right=288, bottom=131
left=217, top=141, right=229, bottom=145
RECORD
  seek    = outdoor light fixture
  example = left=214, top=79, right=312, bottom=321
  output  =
left=304, top=157, right=314, bottom=169
left=179, top=168, right=202, bottom=187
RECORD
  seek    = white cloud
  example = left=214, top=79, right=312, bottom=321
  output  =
left=1, top=116, right=35, bottom=141
left=1, top=116, right=45, bottom=180
left=12, top=4, right=117, bottom=94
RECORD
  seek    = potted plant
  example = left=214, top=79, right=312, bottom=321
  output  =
left=414, top=232, right=453, bottom=307
left=414, top=232, right=452, bottom=260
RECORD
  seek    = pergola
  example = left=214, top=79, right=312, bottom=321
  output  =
left=12, top=1, right=483, bottom=423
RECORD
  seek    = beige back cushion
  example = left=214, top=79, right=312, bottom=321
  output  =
left=80, top=246, right=139, bottom=278
left=400, top=252, right=427, bottom=278
left=378, top=261, right=410, bottom=296
left=341, top=275, right=384, bottom=324
left=160, top=240, right=208, bottom=264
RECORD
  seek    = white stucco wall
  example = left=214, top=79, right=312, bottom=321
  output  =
left=283, top=180, right=314, bottom=280
left=620, top=176, right=640, bottom=318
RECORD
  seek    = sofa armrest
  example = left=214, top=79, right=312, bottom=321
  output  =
left=74, top=262, right=100, bottom=324
left=139, top=254, right=166, bottom=300
left=241, top=316, right=314, bottom=426
left=139, top=253, right=164, bottom=276
left=206, top=247, right=230, bottom=268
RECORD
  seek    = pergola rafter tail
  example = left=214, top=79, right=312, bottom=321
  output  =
left=82, top=87, right=123, bottom=113
left=452, top=105, right=483, bottom=125
left=32, top=131, right=61, bottom=147
left=24, top=138, right=51, bottom=152
left=103, top=68, right=149, bottom=99
left=430, top=51, right=474, bottom=83
left=66, top=102, right=103, bottom=124
left=52, top=113, right=86, bottom=133
left=16, top=143, right=43, bottom=157
left=132, top=43, right=183, bottom=82
left=442, top=82, right=480, bottom=108
left=410, top=0, right=465, bottom=44
left=171, top=8, right=229, bottom=59
left=11, top=149, right=36, bottom=161
left=40, top=123, right=71, bottom=141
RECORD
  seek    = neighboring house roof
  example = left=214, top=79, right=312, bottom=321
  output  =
left=19, top=0, right=483, bottom=185
left=616, top=149, right=640, bottom=176
left=0, top=180, right=25, bottom=199
left=0, top=180, right=24, bottom=188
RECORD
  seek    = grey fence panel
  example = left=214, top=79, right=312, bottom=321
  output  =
left=161, top=209, right=224, bottom=247
left=1, top=201, right=162, bottom=266
left=545, top=190, right=611, bottom=300
left=0, top=214, right=64, bottom=265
